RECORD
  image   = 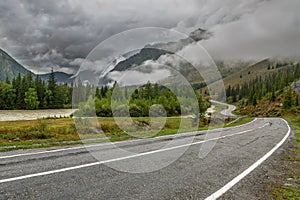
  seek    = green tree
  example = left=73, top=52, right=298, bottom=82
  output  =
left=5, top=76, right=10, bottom=84
left=129, top=104, right=142, bottom=117
left=14, top=73, right=24, bottom=109
left=24, top=88, right=40, bottom=110
left=283, top=87, right=292, bottom=109
left=35, top=76, right=45, bottom=108
left=75, top=96, right=95, bottom=117
left=270, top=90, right=276, bottom=102
left=295, top=92, right=299, bottom=107
left=0, top=82, right=16, bottom=109
left=95, top=87, right=101, bottom=99
left=252, top=94, right=257, bottom=106
left=47, top=68, right=56, bottom=108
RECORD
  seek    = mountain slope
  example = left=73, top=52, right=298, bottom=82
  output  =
left=208, top=59, right=294, bottom=97
left=94, top=28, right=213, bottom=86
left=0, top=48, right=74, bottom=83
left=221, top=59, right=293, bottom=87
left=0, top=48, right=32, bottom=81
left=112, top=48, right=172, bottom=72
left=111, top=28, right=210, bottom=73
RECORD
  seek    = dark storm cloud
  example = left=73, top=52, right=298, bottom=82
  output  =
left=0, top=0, right=299, bottom=74
left=0, top=0, right=202, bottom=73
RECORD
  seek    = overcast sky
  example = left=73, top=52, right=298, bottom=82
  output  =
left=0, top=0, right=299, bottom=74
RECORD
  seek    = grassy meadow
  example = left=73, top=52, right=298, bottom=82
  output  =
left=0, top=115, right=244, bottom=151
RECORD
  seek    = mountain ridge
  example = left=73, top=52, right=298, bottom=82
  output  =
left=0, top=48, right=74, bottom=83
left=0, top=48, right=32, bottom=81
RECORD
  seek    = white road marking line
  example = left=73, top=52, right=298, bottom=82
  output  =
left=0, top=123, right=269, bottom=184
left=0, top=118, right=258, bottom=159
left=205, top=118, right=291, bottom=200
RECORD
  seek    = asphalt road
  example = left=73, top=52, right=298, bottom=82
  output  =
left=210, top=100, right=237, bottom=117
left=0, top=117, right=290, bottom=199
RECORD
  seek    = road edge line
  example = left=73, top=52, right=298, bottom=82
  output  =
left=204, top=118, right=291, bottom=200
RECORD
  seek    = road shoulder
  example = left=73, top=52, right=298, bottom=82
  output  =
left=220, top=126, right=299, bottom=199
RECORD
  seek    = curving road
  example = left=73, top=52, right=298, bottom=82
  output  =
left=0, top=117, right=290, bottom=199
left=210, top=100, right=237, bottom=117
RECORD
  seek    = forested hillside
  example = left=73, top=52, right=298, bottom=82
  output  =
left=225, top=62, right=300, bottom=116
left=226, top=62, right=300, bottom=105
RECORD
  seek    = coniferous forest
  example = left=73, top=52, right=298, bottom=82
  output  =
left=225, top=63, right=300, bottom=107
left=0, top=71, right=210, bottom=117
left=0, top=70, right=73, bottom=110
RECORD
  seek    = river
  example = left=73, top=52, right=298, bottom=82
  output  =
left=0, top=109, right=76, bottom=121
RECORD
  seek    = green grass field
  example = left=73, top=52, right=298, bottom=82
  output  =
left=0, top=115, right=244, bottom=151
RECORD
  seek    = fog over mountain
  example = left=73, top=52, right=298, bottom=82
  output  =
left=0, top=0, right=299, bottom=75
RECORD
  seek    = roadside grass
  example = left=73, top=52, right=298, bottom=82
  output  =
left=0, top=117, right=206, bottom=151
left=224, top=117, right=253, bottom=128
left=0, top=118, right=82, bottom=151
left=0, top=115, right=250, bottom=151
left=234, top=99, right=300, bottom=199
left=269, top=113, right=300, bottom=199
left=271, top=185, right=300, bottom=200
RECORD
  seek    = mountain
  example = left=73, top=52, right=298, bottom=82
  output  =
left=207, top=59, right=296, bottom=98
left=95, top=28, right=212, bottom=86
left=0, top=48, right=32, bottom=81
left=112, top=48, right=172, bottom=72
left=111, top=28, right=211, bottom=73
left=0, top=48, right=74, bottom=84
left=0, top=28, right=214, bottom=86
left=39, top=72, right=74, bottom=84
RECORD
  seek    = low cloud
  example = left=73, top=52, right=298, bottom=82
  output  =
left=108, top=60, right=171, bottom=86
left=201, top=0, right=300, bottom=61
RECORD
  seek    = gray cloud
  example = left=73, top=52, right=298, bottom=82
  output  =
left=0, top=0, right=195, bottom=73
left=201, top=0, right=300, bottom=61
left=108, top=61, right=172, bottom=86
left=0, top=0, right=299, bottom=74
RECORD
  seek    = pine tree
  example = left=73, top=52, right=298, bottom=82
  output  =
left=295, top=93, right=299, bottom=107
left=283, top=87, right=292, bottom=109
left=252, top=94, right=257, bottom=106
left=0, top=82, right=16, bottom=109
left=14, top=73, right=23, bottom=109
left=24, top=88, right=39, bottom=110
left=270, top=90, right=276, bottom=102
left=95, top=87, right=101, bottom=99
left=5, top=76, right=10, bottom=84
left=48, top=68, right=57, bottom=108
left=35, top=75, right=44, bottom=108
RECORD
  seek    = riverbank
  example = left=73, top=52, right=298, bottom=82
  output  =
left=0, top=109, right=76, bottom=121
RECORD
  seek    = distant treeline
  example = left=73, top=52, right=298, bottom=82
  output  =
left=76, top=82, right=210, bottom=117
left=226, top=63, right=300, bottom=106
left=0, top=72, right=209, bottom=117
left=0, top=70, right=73, bottom=110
